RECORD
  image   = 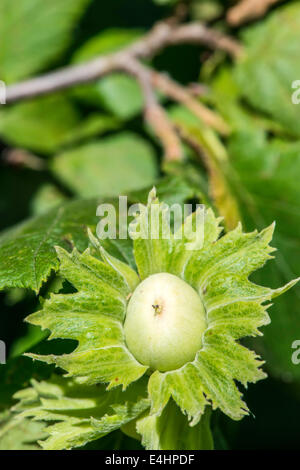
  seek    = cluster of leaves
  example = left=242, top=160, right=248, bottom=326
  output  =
left=1, top=0, right=300, bottom=450
left=3, top=191, right=297, bottom=450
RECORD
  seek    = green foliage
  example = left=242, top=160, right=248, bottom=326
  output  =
left=0, top=96, right=120, bottom=154
left=0, top=95, right=80, bottom=154
left=228, top=129, right=300, bottom=379
left=153, top=0, right=178, bottom=4
left=73, top=29, right=142, bottom=62
left=17, top=191, right=297, bottom=449
left=0, top=0, right=90, bottom=83
left=168, top=105, right=241, bottom=230
left=1, top=0, right=300, bottom=452
left=27, top=245, right=147, bottom=388
left=0, top=356, right=53, bottom=450
left=198, top=60, right=300, bottom=381
left=72, top=29, right=144, bottom=119
left=0, top=198, right=100, bottom=291
left=236, top=3, right=300, bottom=137
left=12, top=376, right=149, bottom=450
left=136, top=401, right=213, bottom=450
left=30, top=184, right=66, bottom=216
left=209, top=63, right=300, bottom=380
left=132, top=192, right=297, bottom=426
left=51, top=133, right=158, bottom=197
left=0, top=412, right=46, bottom=450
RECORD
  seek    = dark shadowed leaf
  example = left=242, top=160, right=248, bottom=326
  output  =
left=229, top=129, right=300, bottom=380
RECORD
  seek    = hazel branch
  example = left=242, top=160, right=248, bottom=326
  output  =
left=150, top=70, right=230, bottom=135
left=5, top=21, right=242, bottom=103
left=4, top=19, right=241, bottom=162
left=122, top=57, right=182, bottom=162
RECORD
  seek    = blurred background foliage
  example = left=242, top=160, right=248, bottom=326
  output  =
left=0, top=0, right=300, bottom=449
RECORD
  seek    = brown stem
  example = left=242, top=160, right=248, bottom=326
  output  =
left=227, top=0, right=282, bottom=26
left=123, top=57, right=182, bottom=162
left=5, top=21, right=242, bottom=103
left=150, top=70, right=230, bottom=135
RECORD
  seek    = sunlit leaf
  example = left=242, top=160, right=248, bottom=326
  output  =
left=0, top=0, right=90, bottom=83
left=12, top=376, right=149, bottom=450
left=52, top=133, right=158, bottom=198
left=236, top=3, right=300, bottom=137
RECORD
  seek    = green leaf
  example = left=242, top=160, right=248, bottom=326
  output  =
left=0, top=355, right=54, bottom=449
left=10, top=325, right=48, bottom=358
left=95, top=74, right=144, bottom=120
left=72, top=29, right=143, bottom=119
left=169, top=106, right=241, bottom=230
left=183, top=223, right=276, bottom=303
left=129, top=174, right=202, bottom=207
left=0, top=363, right=46, bottom=451
left=87, top=229, right=140, bottom=293
left=26, top=246, right=147, bottom=388
left=0, top=0, right=90, bottom=83
left=132, top=186, right=221, bottom=281
left=228, top=128, right=300, bottom=380
left=0, top=356, right=53, bottom=409
left=0, top=95, right=80, bottom=154
left=51, top=133, right=158, bottom=197
left=136, top=400, right=213, bottom=450
left=168, top=206, right=223, bottom=281
left=0, top=95, right=120, bottom=155
left=191, top=0, right=223, bottom=22
left=212, top=67, right=288, bottom=136
left=12, top=375, right=149, bottom=450
left=30, top=184, right=66, bottom=216
left=211, top=67, right=259, bottom=132
left=62, top=114, right=121, bottom=147
left=131, top=188, right=175, bottom=279
left=0, top=412, right=47, bottom=450
left=0, top=198, right=101, bottom=292
left=236, top=3, right=300, bottom=137
left=72, top=29, right=142, bottom=63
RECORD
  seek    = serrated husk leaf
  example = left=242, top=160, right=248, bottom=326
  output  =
left=26, top=246, right=147, bottom=389
left=88, top=228, right=140, bottom=292
left=131, top=188, right=175, bottom=279
left=12, top=376, right=149, bottom=450
left=24, top=189, right=299, bottom=449
left=136, top=400, right=213, bottom=450
left=132, top=192, right=298, bottom=425
left=0, top=410, right=47, bottom=450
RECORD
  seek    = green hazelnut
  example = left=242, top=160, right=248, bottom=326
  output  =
left=124, top=273, right=207, bottom=372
